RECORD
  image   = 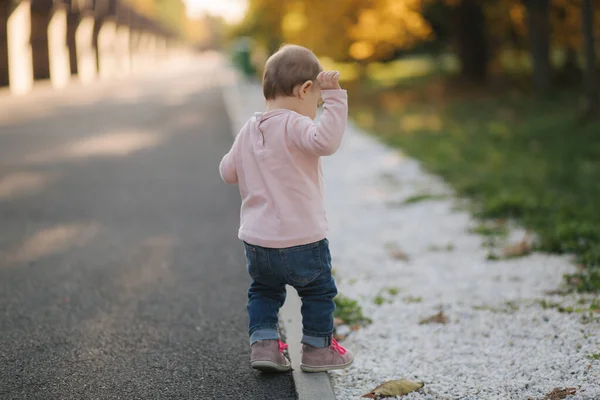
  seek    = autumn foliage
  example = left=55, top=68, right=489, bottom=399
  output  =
left=234, top=0, right=599, bottom=91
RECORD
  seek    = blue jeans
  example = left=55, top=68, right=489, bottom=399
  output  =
left=244, top=239, right=337, bottom=348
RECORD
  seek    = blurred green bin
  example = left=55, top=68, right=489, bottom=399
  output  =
left=231, top=37, right=255, bottom=77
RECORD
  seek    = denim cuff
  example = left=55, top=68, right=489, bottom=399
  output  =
left=250, top=328, right=279, bottom=345
left=301, top=334, right=332, bottom=348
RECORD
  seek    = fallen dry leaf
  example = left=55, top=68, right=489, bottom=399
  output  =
left=418, top=311, right=448, bottom=325
left=334, top=317, right=344, bottom=327
left=567, top=276, right=583, bottom=286
left=362, top=379, right=424, bottom=398
left=542, top=387, right=577, bottom=400
left=334, top=333, right=346, bottom=341
left=387, top=246, right=410, bottom=261
left=503, top=235, right=533, bottom=258
left=544, top=289, right=568, bottom=296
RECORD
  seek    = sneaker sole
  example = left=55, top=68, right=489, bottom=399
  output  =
left=251, top=360, right=292, bottom=372
left=300, top=359, right=354, bottom=373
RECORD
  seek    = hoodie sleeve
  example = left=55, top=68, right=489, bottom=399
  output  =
left=288, top=89, right=348, bottom=156
left=219, top=134, right=240, bottom=184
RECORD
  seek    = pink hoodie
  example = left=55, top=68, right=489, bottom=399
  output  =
left=219, top=89, right=348, bottom=248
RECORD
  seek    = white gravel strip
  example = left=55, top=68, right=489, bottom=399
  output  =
left=229, top=78, right=600, bottom=400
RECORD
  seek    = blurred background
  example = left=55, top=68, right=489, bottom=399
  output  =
left=0, top=3, right=598, bottom=397
left=0, top=0, right=231, bottom=94
left=0, top=0, right=598, bottom=291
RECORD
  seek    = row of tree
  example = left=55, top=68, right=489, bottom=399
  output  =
left=124, top=0, right=225, bottom=49
left=234, top=0, right=599, bottom=111
left=126, top=0, right=187, bottom=37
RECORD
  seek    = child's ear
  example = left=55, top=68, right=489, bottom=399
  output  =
left=299, top=80, right=313, bottom=99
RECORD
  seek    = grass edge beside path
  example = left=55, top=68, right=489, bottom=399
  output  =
left=347, top=78, right=600, bottom=292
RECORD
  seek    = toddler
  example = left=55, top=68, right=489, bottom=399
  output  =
left=219, top=44, right=353, bottom=373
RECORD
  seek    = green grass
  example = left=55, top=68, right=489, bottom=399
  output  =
left=472, top=302, right=520, bottom=314
left=349, top=79, right=600, bottom=292
left=468, top=222, right=508, bottom=237
left=428, top=243, right=456, bottom=252
left=535, top=299, right=591, bottom=314
left=373, top=287, right=402, bottom=305
left=334, top=294, right=372, bottom=326
left=588, top=353, right=600, bottom=361
left=320, top=54, right=459, bottom=85
left=403, top=295, right=423, bottom=304
left=403, top=193, right=449, bottom=205
left=537, top=299, right=561, bottom=309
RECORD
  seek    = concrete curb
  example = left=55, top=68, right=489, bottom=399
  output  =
left=219, top=62, right=337, bottom=400
left=280, top=286, right=337, bottom=400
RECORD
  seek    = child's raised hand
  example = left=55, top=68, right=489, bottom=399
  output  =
left=317, top=71, right=341, bottom=90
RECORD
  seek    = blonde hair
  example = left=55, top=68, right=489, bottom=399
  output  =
left=262, top=44, right=323, bottom=100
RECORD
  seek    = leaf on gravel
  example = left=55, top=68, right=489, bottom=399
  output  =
left=418, top=311, right=448, bottom=325
left=334, top=333, right=346, bottom=341
left=503, top=235, right=533, bottom=258
left=543, top=289, right=568, bottom=296
left=403, top=295, right=423, bottom=303
left=386, top=245, right=410, bottom=261
left=361, top=379, right=424, bottom=398
left=541, top=387, right=577, bottom=400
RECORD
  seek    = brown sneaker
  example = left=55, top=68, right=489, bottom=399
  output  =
left=251, top=340, right=292, bottom=372
left=300, top=338, right=354, bottom=372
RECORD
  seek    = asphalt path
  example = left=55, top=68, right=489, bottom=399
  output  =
left=0, top=59, right=296, bottom=400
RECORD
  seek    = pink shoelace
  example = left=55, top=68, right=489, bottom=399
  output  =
left=278, top=340, right=288, bottom=353
left=331, top=338, right=347, bottom=355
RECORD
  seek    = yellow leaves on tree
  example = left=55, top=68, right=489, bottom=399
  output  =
left=187, top=18, right=211, bottom=45
left=500, top=0, right=600, bottom=51
left=550, top=0, right=600, bottom=51
left=486, top=0, right=600, bottom=53
left=239, top=0, right=600, bottom=68
left=281, top=0, right=369, bottom=61
left=281, top=9, right=308, bottom=37
left=125, top=0, right=188, bottom=37
left=126, top=0, right=156, bottom=18
left=234, top=0, right=286, bottom=53
left=508, top=2, right=527, bottom=37
left=239, top=0, right=433, bottom=62
left=349, top=0, right=433, bottom=61
left=349, top=41, right=375, bottom=61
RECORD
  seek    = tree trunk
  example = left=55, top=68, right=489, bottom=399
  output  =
left=581, top=0, right=598, bottom=113
left=455, top=0, right=488, bottom=83
left=525, top=0, right=551, bottom=93
left=563, top=46, right=579, bottom=74
left=557, top=46, right=581, bottom=84
left=357, top=61, right=368, bottom=81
